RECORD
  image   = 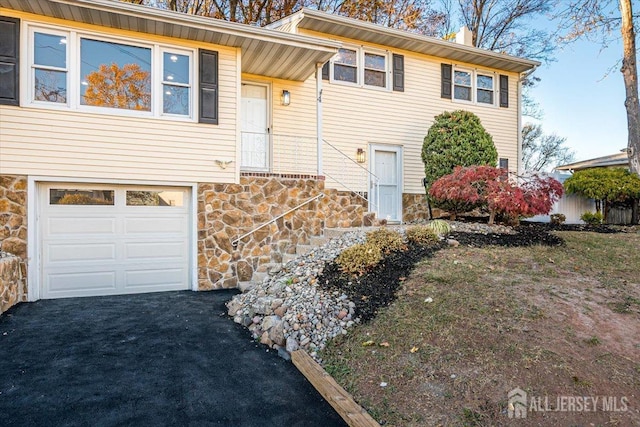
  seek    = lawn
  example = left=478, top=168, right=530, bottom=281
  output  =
left=320, top=229, right=640, bottom=426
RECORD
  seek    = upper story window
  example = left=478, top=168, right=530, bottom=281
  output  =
left=476, top=73, right=495, bottom=105
left=452, top=66, right=496, bottom=106
left=333, top=48, right=358, bottom=84
left=330, top=46, right=390, bottom=90
left=27, top=25, right=194, bottom=119
left=453, top=69, right=472, bottom=101
left=364, top=52, right=386, bottom=87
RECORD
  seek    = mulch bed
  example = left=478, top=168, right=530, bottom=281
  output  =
left=317, top=223, right=600, bottom=323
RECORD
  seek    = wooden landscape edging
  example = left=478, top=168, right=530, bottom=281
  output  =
left=291, top=350, right=380, bottom=427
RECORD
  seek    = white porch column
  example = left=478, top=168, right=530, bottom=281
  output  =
left=316, top=63, right=323, bottom=176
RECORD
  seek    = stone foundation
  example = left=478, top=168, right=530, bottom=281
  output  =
left=0, top=175, right=28, bottom=313
left=197, top=176, right=368, bottom=290
left=0, top=254, right=25, bottom=314
left=0, top=173, right=431, bottom=298
left=403, top=193, right=446, bottom=222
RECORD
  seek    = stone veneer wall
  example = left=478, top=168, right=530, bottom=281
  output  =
left=0, top=255, right=25, bottom=314
left=403, top=193, right=446, bottom=222
left=0, top=175, right=28, bottom=313
left=197, top=175, right=372, bottom=290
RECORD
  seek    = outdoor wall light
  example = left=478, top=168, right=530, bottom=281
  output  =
left=281, top=90, right=291, bottom=106
left=356, top=148, right=366, bottom=163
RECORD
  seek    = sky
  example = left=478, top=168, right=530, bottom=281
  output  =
left=527, top=34, right=628, bottom=163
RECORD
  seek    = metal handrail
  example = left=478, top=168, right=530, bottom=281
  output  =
left=323, top=139, right=381, bottom=182
left=231, top=193, right=325, bottom=248
left=322, top=170, right=379, bottom=211
left=322, top=139, right=381, bottom=211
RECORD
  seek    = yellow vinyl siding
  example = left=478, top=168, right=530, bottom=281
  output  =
left=240, top=74, right=317, bottom=140
left=0, top=10, right=238, bottom=183
left=300, top=29, right=520, bottom=194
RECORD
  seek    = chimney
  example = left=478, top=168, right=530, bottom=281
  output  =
left=455, top=26, right=473, bottom=47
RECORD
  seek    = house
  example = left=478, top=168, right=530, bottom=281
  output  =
left=0, top=0, right=538, bottom=313
left=545, top=150, right=634, bottom=224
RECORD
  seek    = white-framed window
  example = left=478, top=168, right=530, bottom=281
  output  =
left=32, top=29, right=68, bottom=104
left=452, top=66, right=497, bottom=106
left=453, top=69, right=472, bottom=102
left=476, top=73, right=495, bottom=105
left=161, top=50, right=192, bottom=116
left=330, top=45, right=390, bottom=90
left=26, top=24, right=194, bottom=120
left=333, top=48, right=358, bottom=84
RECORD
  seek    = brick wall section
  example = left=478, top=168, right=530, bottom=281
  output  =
left=197, top=176, right=369, bottom=290
left=0, top=175, right=28, bottom=313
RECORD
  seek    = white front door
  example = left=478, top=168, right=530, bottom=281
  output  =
left=370, top=145, right=403, bottom=222
left=39, top=183, right=190, bottom=299
left=241, top=83, right=269, bottom=170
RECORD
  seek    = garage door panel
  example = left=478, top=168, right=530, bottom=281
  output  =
left=124, top=217, right=187, bottom=234
left=47, top=217, right=116, bottom=235
left=125, top=268, right=186, bottom=288
left=125, top=241, right=186, bottom=260
left=46, top=243, right=117, bottom=263
left=47, top=271, right=117, bottom=294
left=40, top=184, right=191, bottom=299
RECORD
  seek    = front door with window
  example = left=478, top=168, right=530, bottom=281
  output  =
left=370, top=145, right=402, bottom=222
left=240, top=83, right=269, bottom=170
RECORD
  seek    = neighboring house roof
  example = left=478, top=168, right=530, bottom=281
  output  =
left=555, top=151, right=630, bottom=171
left=268, top=8, right=540, bottom=74
left=0, top=0, right=340, bottom=81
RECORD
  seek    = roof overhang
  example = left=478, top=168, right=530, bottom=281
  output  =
left=0, top=0, right=340, bottom=81
left=270, top=8, right=540, bottom=74
left=555, top=152, right=630, bottom=171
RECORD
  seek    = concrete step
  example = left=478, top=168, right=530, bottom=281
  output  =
left=251, top=271, right=268, bottom=284
left=295, top=244, right=314, bottom=256
left=322, top=228, right=351, bottom=239
left=238, top=281, right=256, bottom=293
left=282, top=253, right=298, bottom=265
left=309, top=235, right=329, bottom=246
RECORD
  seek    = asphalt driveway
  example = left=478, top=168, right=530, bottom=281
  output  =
left=0, top=290, right=347, bottom=426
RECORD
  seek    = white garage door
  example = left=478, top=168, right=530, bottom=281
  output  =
left=39, top=183, right=191, bottom=299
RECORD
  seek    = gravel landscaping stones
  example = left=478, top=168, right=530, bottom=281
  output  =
left=227, top=221, right=550, bottom=361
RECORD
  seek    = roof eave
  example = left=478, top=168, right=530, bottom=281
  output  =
left=0, top=0, right=340, bottom=81
left=288, top=8, right=539, bottom=73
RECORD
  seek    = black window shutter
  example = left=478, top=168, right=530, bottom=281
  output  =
left=392, top=53, right=404, bottom=92
left=199, top=49, right=218, bottom=124
left=0, top=16, right=20, bottom=106
left=441, top=63, right=452, bottom=99
left=321, top=62, right=329, bottom=80
left=499, top=74, right=509, bottom=108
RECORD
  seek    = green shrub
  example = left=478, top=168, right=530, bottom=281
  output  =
left=421, top=110, right=498, bottom=188
left=335, top=243, right=383, bottom=275
left=550, top=213, right=566, bottom=225
left=366, top=228, right=406, bottom=254
left=426, top=219, right=451, bottom=236
left=406, top=226, right=440, bottom=246
left=580, top=211, right=604, bottom=225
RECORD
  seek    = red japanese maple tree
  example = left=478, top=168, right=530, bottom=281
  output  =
left=429, top=166, right=564, bottom=224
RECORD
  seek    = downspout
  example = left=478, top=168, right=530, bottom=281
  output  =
left=518, top=65, right=538, bottom=175
left=316, top=63, right=323, bottom=176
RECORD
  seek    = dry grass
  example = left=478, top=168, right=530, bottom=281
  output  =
left=321, top=230, right=640, bottom=426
